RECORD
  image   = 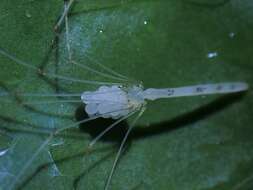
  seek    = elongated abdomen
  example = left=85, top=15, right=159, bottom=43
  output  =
left=143, top=82, right=249, bottom=101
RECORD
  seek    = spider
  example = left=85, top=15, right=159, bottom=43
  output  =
left=0, top=1, right=249, bottom=189
left=0, top=47, right=248, bottom=190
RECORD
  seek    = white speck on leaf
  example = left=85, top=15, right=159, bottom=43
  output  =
left=0, top=149, right=9, bottom=157
left=207, top=52, right=218, bottom=59
left=229, top=32, right=236, bottom=38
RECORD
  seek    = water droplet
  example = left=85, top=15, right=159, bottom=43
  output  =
left=144, top=20, right=148, bottom=25
left=25, top=11, right=32, bottom=18
left=99, top=29, right=104, bottom=33
left=229, top=32, right=235, bottom=38
left=207, top=52, right=218, bottom=59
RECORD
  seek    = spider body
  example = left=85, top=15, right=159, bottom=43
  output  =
left=81, top=84, right=145, bottom=119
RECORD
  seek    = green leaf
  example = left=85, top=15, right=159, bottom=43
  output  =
left=0, top=0, right=253, bottom=190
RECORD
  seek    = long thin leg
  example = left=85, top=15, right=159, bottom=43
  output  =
left=42, top=73, right=121, bottom=86
left=21, top=99, right=82, bottom=105
left=64, top=0, right=72, bottom=63
left=0, top=46, right=129, bottom=84
left=0, top=48, right=122, bottom=86
left=54, top=0, right=75, bottom=31
left=84, top=53, right=130, bottom=81
left=51, top=0, right=129, bottom=81
left=55, top=2, right=127, bottom=82
left=89, top=110, right=137, bottom=147
left=2, top=93, right=82, bottom=97
left=1, top=98, right=128, bottom=106
left=0, top=91, right=82, bottom=104
left=1, top=99, right=81, bottom=105
left=55, top=1, right=129, bottom=82
left=57, top=107, right=133, bottom=133
left=21, top=99, right=129, bottom=105
left=104, top=107, right=146, bottom=190
left=54, top=0, right=130, bottom=81
left=8, top=134, right=53, bottom=190
left=0, top=90, right=130, bottom=105
left=72, top=60, right=128, bottom=82
left=0, top=48, right=37, bottom=70
left=7, top=107, right=133, bottom=190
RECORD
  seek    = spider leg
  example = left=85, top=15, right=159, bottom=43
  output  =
left=104, top=106, right=146, bottom=190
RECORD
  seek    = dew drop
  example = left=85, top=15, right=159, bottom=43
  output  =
left=144, top=20, right=148, bottom=25
left=229, top=32, right=235, bottom=38
left=207, top=52, right=218, bottom=59
left=25, top=11, right=32, bottom=18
